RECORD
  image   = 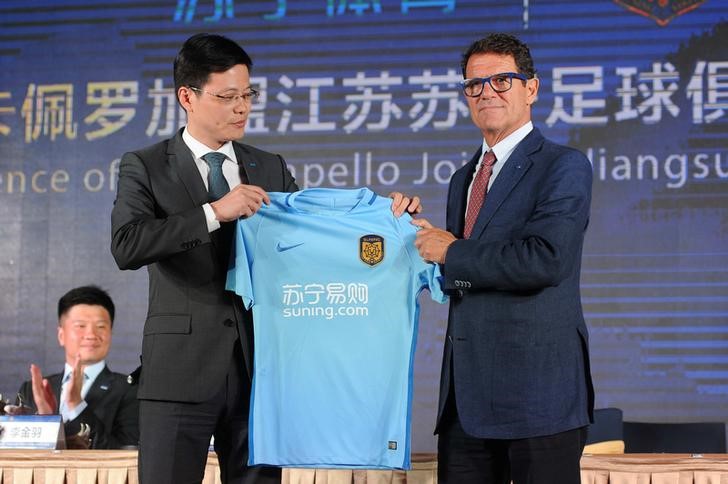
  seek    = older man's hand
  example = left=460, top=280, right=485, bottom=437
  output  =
left=412, top=218, right=457, bottom=264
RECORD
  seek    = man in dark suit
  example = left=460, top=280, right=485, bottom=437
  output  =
left=111, top=33, right=419, bottom=484
left=413, top=33, right=594, bottom=484
left=5, top=285, right=139, bottom=450
left=110, top=33, right=291, bottom=484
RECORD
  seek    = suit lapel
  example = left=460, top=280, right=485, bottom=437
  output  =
left=468, top=129, right=543, bottom=239
left=233, top=142, right=258, bottom=186
left=85, top=366, right=114, bottom=405
left=168, top=129, right=209, bottom=206
left=169, top=133, right=262, bottom=196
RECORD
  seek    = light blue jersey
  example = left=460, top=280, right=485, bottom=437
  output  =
left=226, top=187, right=446, bottom=469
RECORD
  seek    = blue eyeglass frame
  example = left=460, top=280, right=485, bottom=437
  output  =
left=460, top=72, right=529, bottom=96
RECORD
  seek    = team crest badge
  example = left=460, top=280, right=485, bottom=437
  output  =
left=359, top=235, right=384, bottom=266
left=614, top=0, right=704, bottom=26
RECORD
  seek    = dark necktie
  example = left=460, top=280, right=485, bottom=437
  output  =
left=463, top=150, right=497, bottom=239
left=202, top=152, right=230, bottom=201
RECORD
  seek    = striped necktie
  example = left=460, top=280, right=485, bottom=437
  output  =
left=463, top=150, right=497, bottom=239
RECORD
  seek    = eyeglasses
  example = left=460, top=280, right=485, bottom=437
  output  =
left=460, top=72, right=529, bottom=97
left=188, top=86, right=260, bottom=104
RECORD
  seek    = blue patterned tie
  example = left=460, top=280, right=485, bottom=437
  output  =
left=202, top=152, right=230, bottom=201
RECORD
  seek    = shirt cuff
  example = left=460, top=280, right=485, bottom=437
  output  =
left=62, top=400, right=87, bottom=422
left=203, top=203, right=221, bottom=232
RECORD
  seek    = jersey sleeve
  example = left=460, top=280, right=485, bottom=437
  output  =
left=225, top=214, right=264, bottom=309
left=399, top=213, right=448, bottom=304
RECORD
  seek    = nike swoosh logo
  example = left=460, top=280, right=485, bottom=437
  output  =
left=276, top=242, right=305, bottom=252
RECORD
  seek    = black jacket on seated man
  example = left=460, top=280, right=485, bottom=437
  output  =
left=16, top=365, right=138, bottom=449
left=9, top=285, right=139, bottom=449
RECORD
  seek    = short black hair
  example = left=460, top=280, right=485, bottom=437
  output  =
left=173, top=33, right=253, bottom=92
left=58, top=285, right=115, bottom=326
left=461, top=33, right=536, bottom=79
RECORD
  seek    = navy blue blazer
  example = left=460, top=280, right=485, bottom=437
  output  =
left=438, top=127, right=594, bottom=439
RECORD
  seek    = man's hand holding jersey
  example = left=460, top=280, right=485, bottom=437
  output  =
left=210, top=185, right=271, bottom=222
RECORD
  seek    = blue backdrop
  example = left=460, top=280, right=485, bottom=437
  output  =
left=1, top=0, right=726, bottom=452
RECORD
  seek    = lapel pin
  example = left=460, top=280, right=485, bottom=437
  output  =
left=100, top=385, right=109, bottom=391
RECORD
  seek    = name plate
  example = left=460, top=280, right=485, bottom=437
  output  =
left=0, top=415, right=66, bottom=449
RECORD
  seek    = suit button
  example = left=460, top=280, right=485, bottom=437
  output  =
left=223, top=319, right=234, bottom=327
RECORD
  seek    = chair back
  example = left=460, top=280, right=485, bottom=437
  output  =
left=586, top=408, right=624, bottom=444
left=623, top=421, right=727, bottom=453
left=584, top=407, right=625, bottom=454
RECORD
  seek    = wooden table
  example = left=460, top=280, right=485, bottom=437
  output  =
left=580, top=453, right=728, bottom=484
left=2, top=450, right=727, bottom=483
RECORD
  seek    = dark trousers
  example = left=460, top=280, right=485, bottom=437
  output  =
left=437, top=395, right=587, bottom=484
left=138, top=344, right=280, bottom=484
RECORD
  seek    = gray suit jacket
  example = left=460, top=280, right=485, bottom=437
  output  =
left=110, top=128, right=298, bottom=402
left=438, top=128, right=594, bottom=439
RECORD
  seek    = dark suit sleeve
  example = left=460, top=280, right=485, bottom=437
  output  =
left=15, top=374, right=61, bottom=413
left=111, top=151, right=210, bottom=270
left=250, top=149, right=298, bottom=193
left=443, top=148, right=592, bottom=291
left=65, top=377, right=140, bottom=450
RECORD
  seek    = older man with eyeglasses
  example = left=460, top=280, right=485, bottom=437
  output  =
left=413, top=33, right=594, bottom=484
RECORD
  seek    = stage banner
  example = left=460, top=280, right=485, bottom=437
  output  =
left=0, top=0, right=726, bottom=451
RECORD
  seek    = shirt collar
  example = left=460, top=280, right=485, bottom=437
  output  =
left=63, top=360, right=106, bottom=383
left=182, top=127, right=237, bottom=164
left=481, top=121, right=533, bottom=165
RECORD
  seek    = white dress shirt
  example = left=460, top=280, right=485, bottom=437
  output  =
left=182, top=128, right=243, bottom=232
left=466, top=121, right=534, bottom=209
